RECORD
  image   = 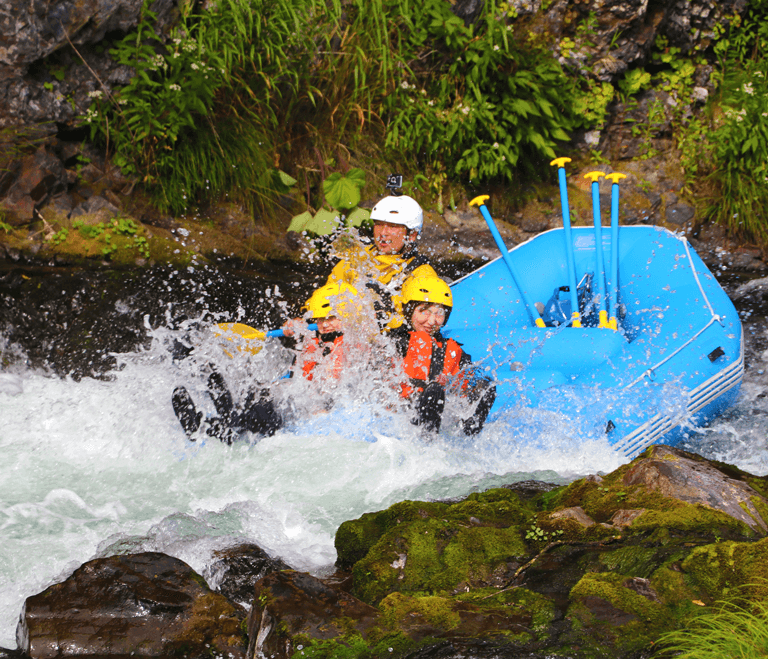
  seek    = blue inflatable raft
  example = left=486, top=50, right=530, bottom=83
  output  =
left=442, top=222, right=743, bottom=460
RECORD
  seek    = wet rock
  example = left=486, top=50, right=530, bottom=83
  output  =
left=443, top=208, right=486, bottom=232
left=203, top=543, right=292, bottom=608
left=623, top=445, right=768, bottom=531
left=732, top=275, right=768, bottom=302
left=550, top=506, right=595, bottom=527
left=607, top=509, right=646, bottom=528
left=665, top=202, right=695, bottom=226
left=1, top=145, right=67, bottom=223
left=18, top=551, right=246, bottom=659
left=247, top=570, right=380, bottom=659
left=0, top=648, right=27, bottom=659
left=68, top=194, right=120, bottom=220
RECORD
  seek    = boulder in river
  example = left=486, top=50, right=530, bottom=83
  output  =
left=17, top=552, right=246, bottom=659
left=248, top=445, right=768, bottom=659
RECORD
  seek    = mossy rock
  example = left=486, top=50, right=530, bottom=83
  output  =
left=566, top=571, right=671, bottom=657
left=338, top=489, right=537, bottom=605
left=681, top=537, right=768, bottom=602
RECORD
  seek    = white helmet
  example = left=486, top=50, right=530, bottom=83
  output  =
left=370, top=195, right=423, bottom=233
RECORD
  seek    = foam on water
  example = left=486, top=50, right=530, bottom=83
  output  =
left=1, top=320, right=767, bottom=649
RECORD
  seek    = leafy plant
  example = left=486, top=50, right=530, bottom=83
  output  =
left=288, top=169, right=370, bottom=236
left=69, top=217, right=152, bottom=259
left=384, top=0, right=575, bottom=182
left=680, top=2, right=768, bottom=244
left=49, top=228, right=69, bottom=245
left=617, top=68, right=651, bottom=103
left=525, top=523, right=563, bottom=544
left=571, top=80, right=615, bottom=128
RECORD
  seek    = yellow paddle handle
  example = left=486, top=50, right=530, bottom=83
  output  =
left=605, top=173, right=627, bottom=184
left=550, top=157, right=572, bottom=168
left=469, top=195, right=489, bottom=207
left=584, top=171, right=605, bottom=183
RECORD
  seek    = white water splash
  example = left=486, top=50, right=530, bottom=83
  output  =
left=1, top=323, right=766, bottom=650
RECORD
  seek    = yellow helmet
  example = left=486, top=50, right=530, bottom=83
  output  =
left=401, top=275, right=453, bottom=308
left=304, top=282, right=360, bottom=319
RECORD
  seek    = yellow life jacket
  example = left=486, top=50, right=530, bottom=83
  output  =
left=326, top=245, right=436, bottom=329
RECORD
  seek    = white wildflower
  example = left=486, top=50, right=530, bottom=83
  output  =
left=87, top=90, right=103, bottom=99
left=428, top=100, right=435, bottom=106
left=462, top=106, right=470, bottom=115
left=743, top=82, right=754, bottom=95
left=169, top=83, right=181, bottom=91
left=501, top=156, right=506, bottom=161
left=493, top=45, right=500, bottom=51
left=493, top=142, right=499, bottom=149
left=191, top=62, right=200, bottom=70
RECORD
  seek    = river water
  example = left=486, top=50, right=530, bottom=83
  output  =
left=1, top=262, right=767, bottom=650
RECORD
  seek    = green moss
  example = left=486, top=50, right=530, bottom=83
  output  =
left=380, top=593, right=461, bottom=631
left=290, top=633, right=369, bottom=659
left=597, top=545, right=661, bottom=577
left=351, top=517, right=527, bottom=604
left=681, top=538, right=768, bottom=601
left=628, top=503, right=756, bottom=537
left=752, top=496, right=768, bottom=532
left=457, top=586, right=556, bottom=638
left=650, top=565, right=697, bottom=606
left=568, top=572, right=668, bottom=655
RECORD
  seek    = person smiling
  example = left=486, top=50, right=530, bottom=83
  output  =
left=390, top=273, right=497, bottom=435
left=325, top=193, right=437, bottom=330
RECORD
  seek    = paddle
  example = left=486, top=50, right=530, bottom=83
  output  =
left=213, top=322, right=318, bottom=356
left=605, top=172, right=626, bottom=331
left=584, top=171, right=610, bottom=329
left=550, top=157, right=582, bottom=328
left=469, top=195, right=546, bottom=328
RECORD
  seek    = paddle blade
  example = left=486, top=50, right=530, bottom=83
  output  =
left=213, top=323, right=267, bottom=357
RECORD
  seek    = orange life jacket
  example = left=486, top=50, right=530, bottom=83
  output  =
left=400, top=331, right=465, bottom=398
left=300, top=334, right=345, bottom=381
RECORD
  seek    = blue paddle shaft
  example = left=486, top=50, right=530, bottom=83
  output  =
left=266, top=323, right=318, bottom=338
left=556, top=167, right=580, bottom=320
left=476, top=203, right=543, bottom=326
left=610, top=183, right=620, bottom=318
left=590, top=181, right=607, bottom=311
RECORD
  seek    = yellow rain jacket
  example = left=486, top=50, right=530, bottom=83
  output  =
left=325, top=244, right=437, bottom=329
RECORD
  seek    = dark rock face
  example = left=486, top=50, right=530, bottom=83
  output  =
left=17, top=551, right=246, bottom=659
left=203, top=543, right=292, bottom=608
left=246, top=570, right=381, bottom=659
left=551, top=0, right=747, bottom=83
left=0, top=0, right=176, bottom=127
left=1, top=145, right=67, bottom=223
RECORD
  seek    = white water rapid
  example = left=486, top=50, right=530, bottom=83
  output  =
left=2, top=302, right=768, bottom=650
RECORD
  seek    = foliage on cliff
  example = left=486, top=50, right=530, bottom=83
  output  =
left=79, top=0, right=768, bottom=247
left=83, top=0, right=578, bottom=215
